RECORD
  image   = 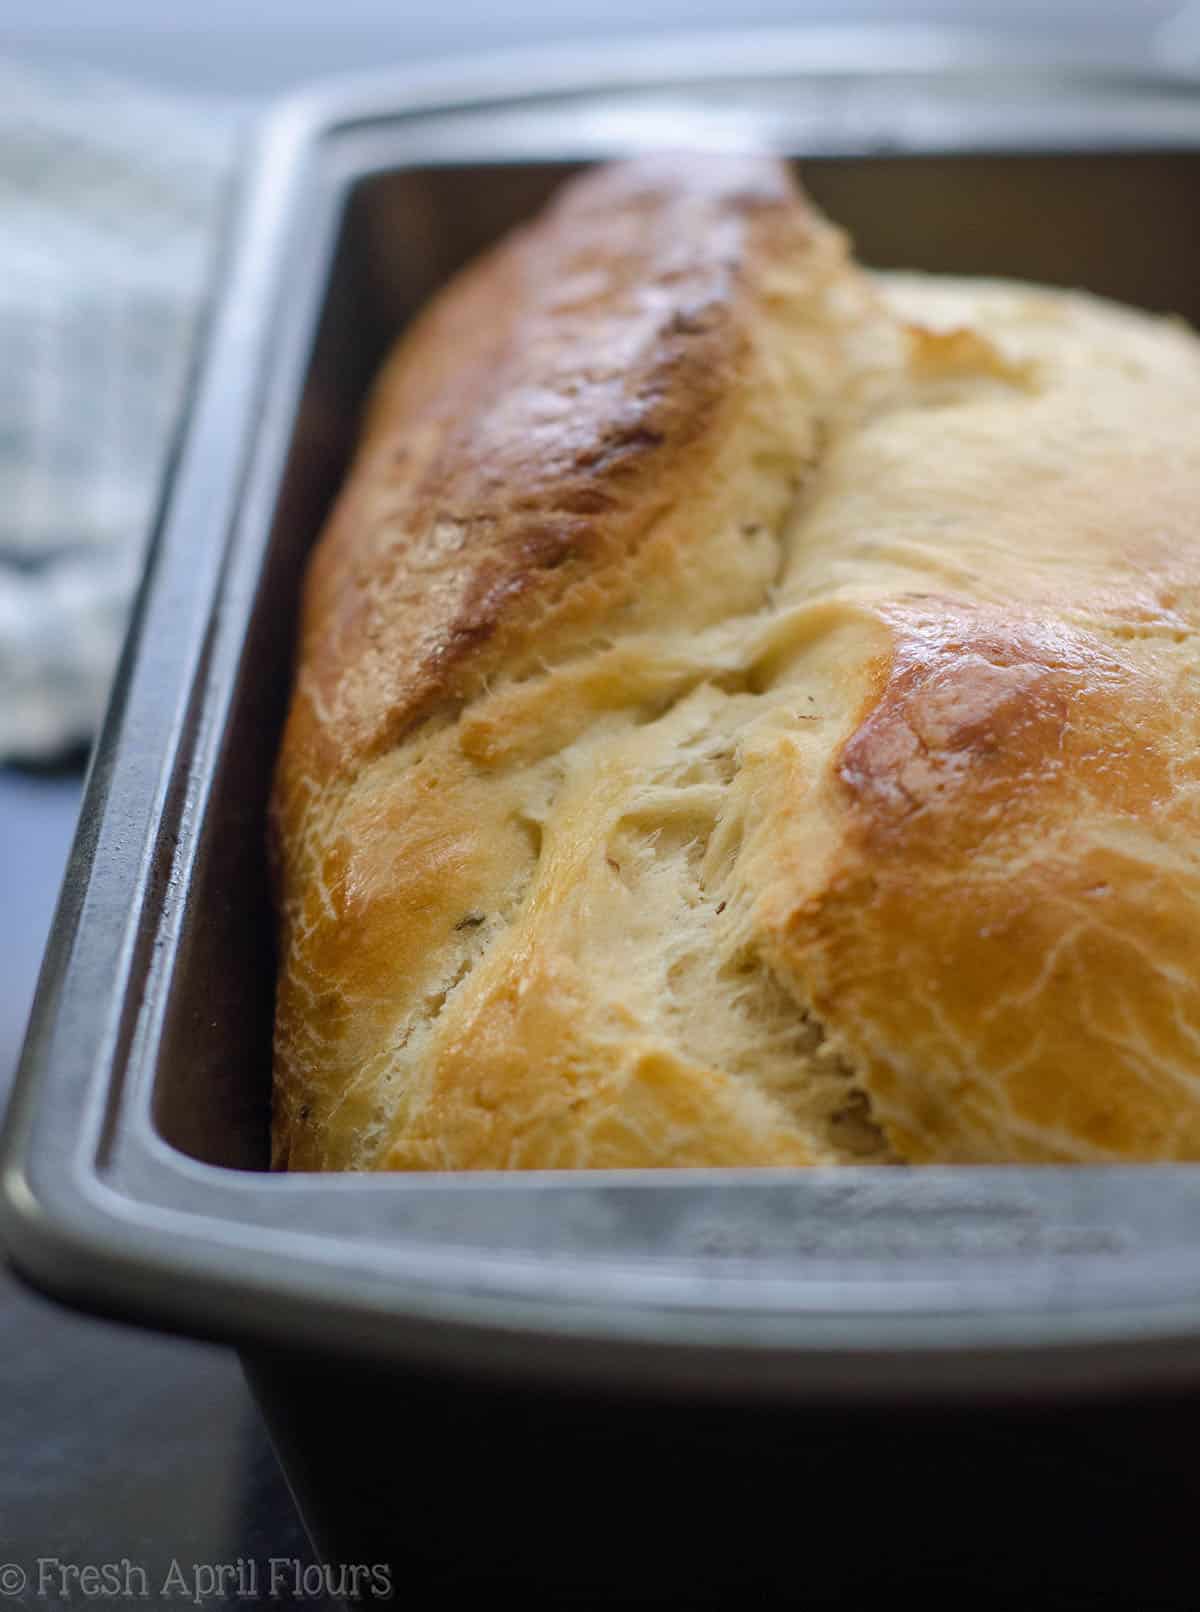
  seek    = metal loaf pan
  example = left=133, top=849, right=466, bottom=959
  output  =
left=7, top=33, right=1200, bottom=1605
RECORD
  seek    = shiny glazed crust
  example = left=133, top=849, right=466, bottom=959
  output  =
left=271, top=155, right=1200, bottom=1169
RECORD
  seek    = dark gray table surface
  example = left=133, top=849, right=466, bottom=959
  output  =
left=0, top=767, right=332, bottom=1608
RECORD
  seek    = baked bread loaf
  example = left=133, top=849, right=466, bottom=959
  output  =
left=271, top=154, right=1200, bottom=1170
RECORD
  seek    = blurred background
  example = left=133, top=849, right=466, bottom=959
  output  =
left=8, top=2, right=1194, bottom=94
left=0, top=2, right=1198, bottom=1602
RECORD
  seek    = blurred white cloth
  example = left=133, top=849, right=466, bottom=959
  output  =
left=0, top=60, right=239, bottom=761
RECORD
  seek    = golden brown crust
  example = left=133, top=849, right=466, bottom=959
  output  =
left=276, top=155, right=815, bottom=811
left=272, top=157, right=1200, bottom=1172
left=271, top=154, right=854, bottom=1170
left=778, top=599, right=1200, bottom=1161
